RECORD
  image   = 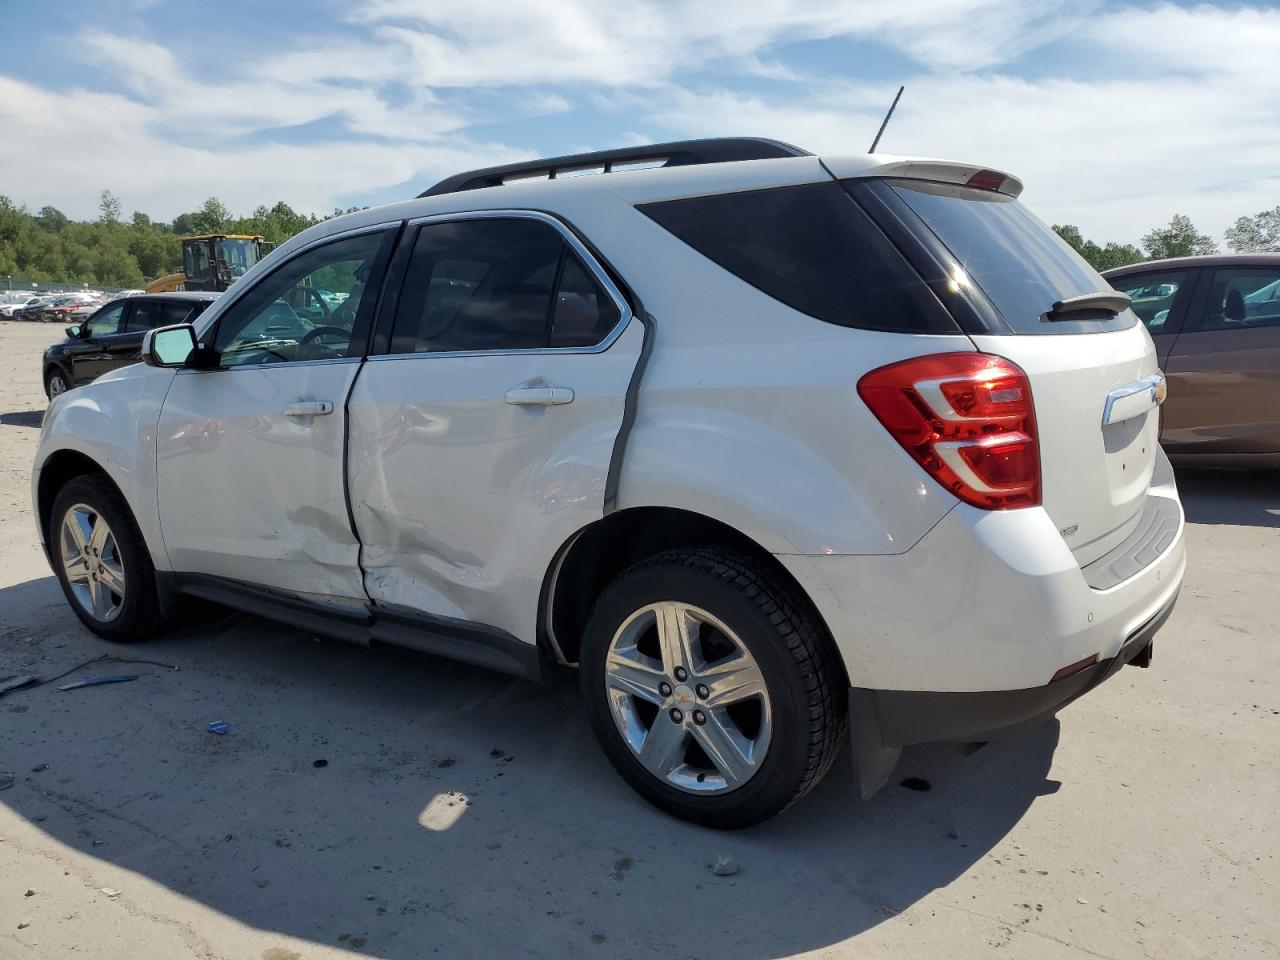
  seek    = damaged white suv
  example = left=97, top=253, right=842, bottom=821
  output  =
left=34, top=138, right=1185, bottom=828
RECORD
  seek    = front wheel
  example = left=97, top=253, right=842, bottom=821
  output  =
left=580, top=548, right=847, bottom=829
left=45, top=368, right=70, bottom=400
left=50, top=475, right=166, bottom=641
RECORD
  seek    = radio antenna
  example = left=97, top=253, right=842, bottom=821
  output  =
left=868, top=85, right=904, bottom=154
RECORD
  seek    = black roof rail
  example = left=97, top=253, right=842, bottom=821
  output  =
left=418, top=137, right=812, bottom=198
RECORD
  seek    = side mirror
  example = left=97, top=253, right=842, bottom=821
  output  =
left=142, top=324, right=199, bottom=368
left=65, top=324, right=82, bottom=339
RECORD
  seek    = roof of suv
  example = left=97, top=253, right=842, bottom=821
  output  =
left=1103, top=253, right=1280, bottom=277
left=128, top=291, right=220, bottom=302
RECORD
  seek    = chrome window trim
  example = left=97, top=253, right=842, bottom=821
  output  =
left=175, top=356, right=362, bottom=375
left=375, top=208, right=634, bottom=358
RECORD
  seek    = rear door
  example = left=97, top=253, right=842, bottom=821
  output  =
left=1162, top=264, right=1280, bottom=457
left=347, top=212, right=642, bottom=644
left=863, top=178, right=1165, bottom=565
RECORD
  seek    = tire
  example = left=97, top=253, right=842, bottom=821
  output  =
left=580, top=547, right=847, bottom=829
left=49, top=474, right=167, bottom=642
left=45, top=368, right=70, bottom=400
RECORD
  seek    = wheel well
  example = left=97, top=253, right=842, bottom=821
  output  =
left=544, top=507, right=839, bottom=673
left=36, top=450, right=113, bottom=546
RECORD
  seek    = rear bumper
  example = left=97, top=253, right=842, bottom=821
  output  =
left=853, top=587, right=1177, bottom=747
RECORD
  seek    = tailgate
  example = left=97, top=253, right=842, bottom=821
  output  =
left=972, top=325, right=1161, bottom=564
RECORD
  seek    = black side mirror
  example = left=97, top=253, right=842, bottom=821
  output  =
left=65, top=324, right=82, bottom=339
left=142, top=324, right=199, bottom=368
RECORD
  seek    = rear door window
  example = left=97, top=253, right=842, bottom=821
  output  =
left=638, top=182, right=955, bottom=333
left=390, top=217, right=623, bottom=353
left=125, top=299, right=200, bottom=332
left=1198, top=267, right=1280, bottom=331
left=887, top=179, right=1136, bottom=335
left=1107, top=269, right=1193, bottom=333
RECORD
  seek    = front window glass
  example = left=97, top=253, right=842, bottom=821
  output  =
left=1108, top=270, right=1190, bottom=331
left=82, top=302, right=126, bottom=338
left=215, top=238, right=260, bottom=279
left=212, top=231, right=388, bottom=368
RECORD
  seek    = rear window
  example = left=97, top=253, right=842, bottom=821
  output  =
left=637, top=182, right=956, bottom=334
left=888, top=180, right=1135, bottom=334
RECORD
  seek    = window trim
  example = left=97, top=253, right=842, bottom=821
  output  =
left=371, top=209, right=634, bottom=360
left=194, top=222, right=400, bottom=372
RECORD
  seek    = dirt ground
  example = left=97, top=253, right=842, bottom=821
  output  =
left=1, top=319, right=1277, bottom=959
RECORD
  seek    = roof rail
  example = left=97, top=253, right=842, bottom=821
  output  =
left=418, top=137, right=812, bottom=198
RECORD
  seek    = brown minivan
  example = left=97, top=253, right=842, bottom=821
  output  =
left=1105, top=254, right=1280, bottom=466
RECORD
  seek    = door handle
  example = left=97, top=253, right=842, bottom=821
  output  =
left=284, top=400, right=335, bottom=417
left=504, top=386, right=575, bottom=406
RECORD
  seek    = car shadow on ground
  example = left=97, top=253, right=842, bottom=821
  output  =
left=1175, top=467, right=1279, bottom=529
left=0, top=409, right=44, bottom=428
left=1, top=574, right=1061, bottom=959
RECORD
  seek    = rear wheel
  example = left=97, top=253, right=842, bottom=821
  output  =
left=580, top=548, right=847, bottom=829
left=50, top=475, right=166, bottom=642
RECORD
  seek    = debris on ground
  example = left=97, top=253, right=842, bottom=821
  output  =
left=17, top=920, right=30, bottom=929
left=313, top=759, right=329, bottom=768
left=58, top=674, right=139, bottom=692
left=207, top=721, right=231, bottom=735
left=99, top=887, right=121, bottom=898
left=712, top=854, right=739, bottom=877
left=0, top=773, right=13, bottom=791
left=30, top=763, right=48, bottom=773
left=0, top=675, right=38, bottom=699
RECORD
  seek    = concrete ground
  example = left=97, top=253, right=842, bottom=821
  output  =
left=0, top=319, right=1276, bottom=960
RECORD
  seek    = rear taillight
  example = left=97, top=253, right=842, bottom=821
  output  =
left=857, top=352, right=1040, bottom=509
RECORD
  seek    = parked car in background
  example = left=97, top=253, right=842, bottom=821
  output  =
left=15, top=295, right=61, bottom=321
left=37, top=293, right=98, bottom=324
left=41, top=292, right=218, bottom=398
left=34, top=139, right=1184, bottom=827
left=1105, top=253, right=1280, bottom=465
left=0, top=293, right=42, bottom=318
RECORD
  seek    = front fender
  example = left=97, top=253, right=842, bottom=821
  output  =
left=34, top=365, right=176, bottom=570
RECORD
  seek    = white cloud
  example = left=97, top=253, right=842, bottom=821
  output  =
left=0, top=0, right=1274, bottom=246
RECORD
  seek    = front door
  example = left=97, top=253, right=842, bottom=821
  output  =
left=68, top=300, right=129, bottom=385
left=156, top=227, right=396, bottom=603
left=1162, top=264, right=1280, bottom=456
left=347, top=213, right=642, bottom=643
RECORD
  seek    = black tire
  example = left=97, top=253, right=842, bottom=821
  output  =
left=45, top=367, right=70, bottom=401
left=49, top=474, right=167, bottom=642
left=580, top=547, right=847, bottom=829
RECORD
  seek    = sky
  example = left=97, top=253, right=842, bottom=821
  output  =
left=1, top=1, right=1277, bottom=247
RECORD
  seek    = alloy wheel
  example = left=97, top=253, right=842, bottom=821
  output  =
left=604, top=601, right=773, bottom=794
left=60, top=503, right=126, bottom=622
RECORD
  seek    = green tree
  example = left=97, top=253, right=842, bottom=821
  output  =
left=1224, top=206, right=1280, bottom=253
left=98, top=190, right=123, bottom=225
left=1052, top=224, right=1145, bottom=272
left=1141, top=214, right=1217, bottom=259
left=37, top=206, right=69, bottom=232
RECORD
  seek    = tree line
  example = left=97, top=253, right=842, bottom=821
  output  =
left=0, top=190, right=362, bottom=289
left=2, top=186, right=1277, bottom=289
left=1054, top=208, right=1279, bottom=272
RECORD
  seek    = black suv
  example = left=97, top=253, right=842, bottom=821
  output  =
left=42, top=292, right=219, bottom=399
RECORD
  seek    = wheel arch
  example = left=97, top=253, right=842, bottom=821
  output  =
left=36, top=449, right=122, bottom=554
left=541, top=506, right=846, bottom=680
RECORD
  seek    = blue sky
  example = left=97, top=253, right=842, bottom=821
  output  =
left=1, top=1, right=1277, bottom=246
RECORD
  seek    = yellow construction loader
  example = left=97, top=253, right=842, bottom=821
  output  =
left=146, top=234, right=274, bottom=294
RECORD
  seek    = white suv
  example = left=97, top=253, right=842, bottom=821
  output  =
left=33, top=139, right=1185, bottom=828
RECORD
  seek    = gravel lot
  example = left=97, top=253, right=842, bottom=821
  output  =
left=1, top=320, right=1277, bottom=959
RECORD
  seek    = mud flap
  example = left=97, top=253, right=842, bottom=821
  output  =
left=849, top=689, right=902, bottom=800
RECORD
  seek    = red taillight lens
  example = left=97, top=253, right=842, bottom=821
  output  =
left=857, top=352, right=1041, bottom=509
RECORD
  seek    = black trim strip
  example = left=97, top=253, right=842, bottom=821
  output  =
left=605, top=310, right=654, bottom=514
left=169, top=574, right=547, bottom=683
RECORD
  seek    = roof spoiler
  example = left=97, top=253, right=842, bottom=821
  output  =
left=419, top=137, right=813, bottom=198
left=824, top=157, right=1024, bottom=198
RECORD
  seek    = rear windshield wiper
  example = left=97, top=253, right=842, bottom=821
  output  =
left=1045, top=291, right=1132, bottom=321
